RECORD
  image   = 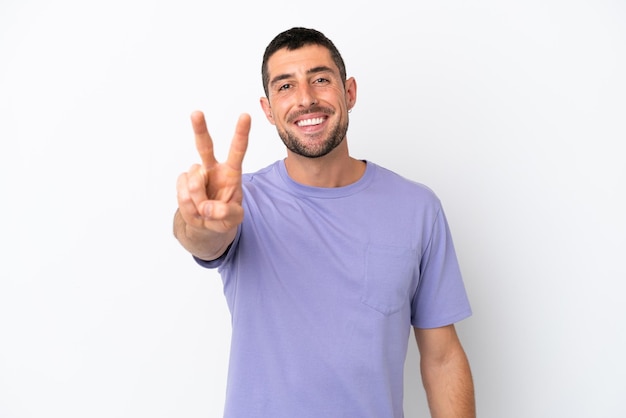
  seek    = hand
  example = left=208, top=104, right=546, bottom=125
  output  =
left=176, top=110, right=251, bottom=236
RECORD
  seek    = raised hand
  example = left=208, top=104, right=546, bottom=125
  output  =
left=175, top=111, right=250, bottom=259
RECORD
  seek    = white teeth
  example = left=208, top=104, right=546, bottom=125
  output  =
left=297, top=117, right=324, bottom=127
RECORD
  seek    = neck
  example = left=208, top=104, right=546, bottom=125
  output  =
left=284, top=145, right=366, bottom=188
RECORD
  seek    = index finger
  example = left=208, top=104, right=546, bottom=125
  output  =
left=191, top=110, right=217, bottom=168
left=226, top=113, right=251, bottom=171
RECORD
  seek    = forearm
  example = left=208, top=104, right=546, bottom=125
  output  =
left=420, top=345, right=475, bottom=418
left=173, top=209, right=236, bottom=261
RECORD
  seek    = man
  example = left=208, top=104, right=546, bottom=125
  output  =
left=174, top=27, right=475, bottom=418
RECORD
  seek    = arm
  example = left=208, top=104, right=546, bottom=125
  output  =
left=414, top=324, right=476, bottom=418
left=174, top=111, right=250, bottom=261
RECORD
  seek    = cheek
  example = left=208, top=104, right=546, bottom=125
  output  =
left=269, top=103, right=290, bottom=124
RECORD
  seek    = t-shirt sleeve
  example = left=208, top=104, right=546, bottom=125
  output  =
left=411, top=207, right=472, bottom=328
left=193, top=226, right=242, bottom=270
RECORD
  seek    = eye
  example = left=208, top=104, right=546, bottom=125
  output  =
left=278, top=83, right=292, bottom=91
left=313, top=77, right=330, bottom=84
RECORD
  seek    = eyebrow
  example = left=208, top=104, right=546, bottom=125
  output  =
left=269, top=65, right=336, bottom=88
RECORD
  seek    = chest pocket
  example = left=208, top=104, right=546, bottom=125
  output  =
left=360, top=243, right=417, bottom=316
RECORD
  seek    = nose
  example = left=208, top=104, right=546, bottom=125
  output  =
left=297, top=84, right=318, bottom=107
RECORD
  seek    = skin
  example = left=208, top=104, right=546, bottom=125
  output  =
left=416, top=325, right=476, bottom=417
left=174, top=44, right=475, bottom=417
left=259, top=44, right=364, bottom=187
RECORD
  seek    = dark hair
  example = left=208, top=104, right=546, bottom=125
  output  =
left=261, top=27, right=347, bottom=97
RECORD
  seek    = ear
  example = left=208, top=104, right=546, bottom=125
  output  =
left=259, top=97, right=275, bottom=125
left=345, top=77, right=357, bottom=111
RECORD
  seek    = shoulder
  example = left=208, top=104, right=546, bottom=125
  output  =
left=242, top=160, right=281, bottom=183
left=368, top=162, right=441, bottom=205
left=240, top=161, right=286, bottom=196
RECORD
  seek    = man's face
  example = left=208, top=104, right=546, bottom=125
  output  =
left=260, top=45, right=356, bottom=158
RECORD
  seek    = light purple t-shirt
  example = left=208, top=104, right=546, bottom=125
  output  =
left=196, top=160, right=471, bottom=418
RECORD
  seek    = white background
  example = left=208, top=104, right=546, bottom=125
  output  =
left=1, top=0, right=625, bottom=417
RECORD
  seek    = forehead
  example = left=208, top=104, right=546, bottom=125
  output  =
left=266, top=44, right=338, bottom=77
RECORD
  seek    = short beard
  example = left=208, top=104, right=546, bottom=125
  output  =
left=277, top=117, right=349, bottom=159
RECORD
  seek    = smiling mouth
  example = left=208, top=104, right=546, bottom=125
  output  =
left=296, top=117, right=325, bottom=127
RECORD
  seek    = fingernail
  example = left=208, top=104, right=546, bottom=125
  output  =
left=203, top=202, right=213, bottom=218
